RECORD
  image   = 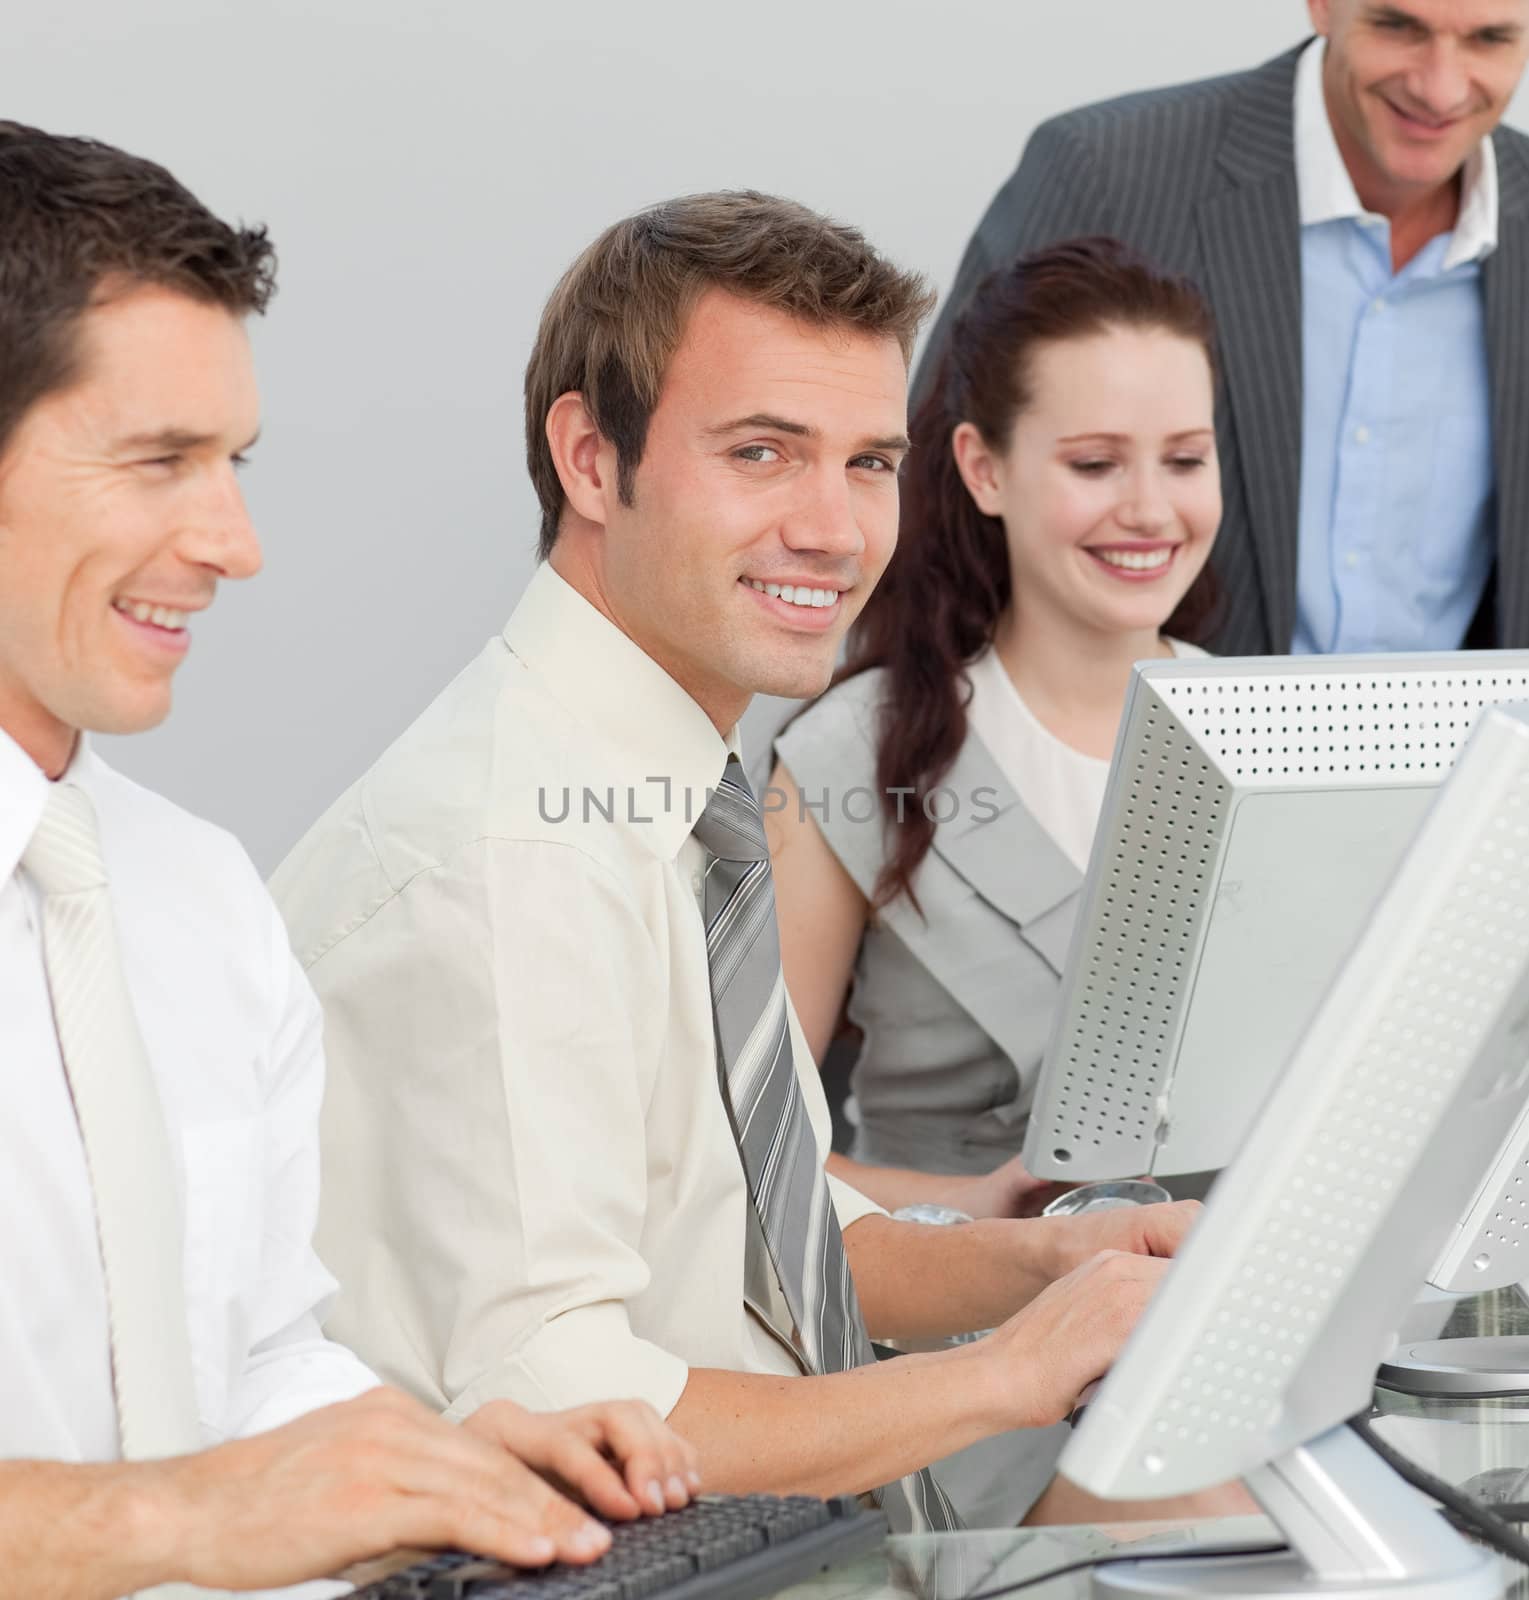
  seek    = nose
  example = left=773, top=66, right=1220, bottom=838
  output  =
left=182, top=461, right=263, bottom=581
left=1407, top=38, right=1471, bottom=116
left=779, top=467, right=868, bottom=561
left=1117, top=466, right=1174, bottom=538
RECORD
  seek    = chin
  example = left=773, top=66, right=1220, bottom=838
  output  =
left=745, top=654, right=838, bottom=703
left=83, top=687, right=175, bottom=737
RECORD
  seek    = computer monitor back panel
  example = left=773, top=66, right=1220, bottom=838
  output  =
left=1023, top=654, right=1529, bottom=1181
left=1429, top=1096, right=1529, bottom=1293
left=1062, top=702, right=1529, bottom=1500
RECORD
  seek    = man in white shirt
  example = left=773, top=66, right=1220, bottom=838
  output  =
left=0, top=121, right=696, bottom=1598
left=274, top=191, right=1204, bottom=1529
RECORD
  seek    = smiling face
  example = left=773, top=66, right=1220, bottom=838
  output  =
left=566, top=288, right=910, bottom=730
left=954, top=324, right=1220, bottom=645
left=1311, top=0, right=1529, bottom=207
left=0, top=283, right=262, bottom=775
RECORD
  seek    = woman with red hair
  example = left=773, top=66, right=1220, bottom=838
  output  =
left=770, top=236, right=1222, bottom=1223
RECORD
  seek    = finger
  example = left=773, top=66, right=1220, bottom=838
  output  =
left=619, top=1405, right=696, bottom=1508
left=441, top=1445, right=616, bottom=1565
left=541, top=1429, right=645, bottom=1521
left=1138, top=1200, right=1201, bottom=1255
left=589, top=1405, right=677, bottom=1514
left=388, top=1492, right=573, bottom=1570
left=390, top=1415, right=613, bottom=1554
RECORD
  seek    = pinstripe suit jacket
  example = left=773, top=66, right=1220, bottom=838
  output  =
left=916, top=46, right=1529, bottom=654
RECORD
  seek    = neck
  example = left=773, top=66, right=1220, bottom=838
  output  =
left=992, top=600, right=1169, bottom=761
left=1321, top=73, right=1467, bottom=271
left=0, top=694, right=77, bottom=780
left=546, top=534, right=748, bottom=737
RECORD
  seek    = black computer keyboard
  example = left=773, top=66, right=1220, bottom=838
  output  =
left=352, top=1493, right=888, bottom=1600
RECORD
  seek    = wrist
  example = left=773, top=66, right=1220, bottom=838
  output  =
left=90, top=1460, right=189, bottom=1595
left=995, top=1214, right=1065, bottom=1296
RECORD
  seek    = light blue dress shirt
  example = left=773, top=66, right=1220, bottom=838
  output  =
left=1292, top=41, right=1498, bottom=655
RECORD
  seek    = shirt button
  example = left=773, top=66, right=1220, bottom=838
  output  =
left=691, top=872, right=704, bottom=895
left=1372, top=297, right=1387, bottom=313
left=1354, top=425, right=1371, bottom=445
left=1345, top=552, right=1361, bottom=571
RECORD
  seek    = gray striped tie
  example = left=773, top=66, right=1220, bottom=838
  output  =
left=693, top=758, right=958, bottom=1534
left=25, top=783, right=217, bottom=1598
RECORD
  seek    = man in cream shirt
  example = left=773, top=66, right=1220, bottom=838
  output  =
left=275, top=191, right=1203, bottom=1527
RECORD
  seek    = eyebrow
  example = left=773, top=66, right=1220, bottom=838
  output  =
left=1057, top=429, right=1214, bottom=444
left=113, top=425, right=262, bottom=454
left=704, top=412, right=912, bottom=454
left=1366, top=3, right=1520, bottom=35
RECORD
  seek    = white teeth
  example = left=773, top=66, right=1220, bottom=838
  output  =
left=743, top=579, right=840, bottom=608
left=1094, top=548, right=1174, bottom=572
left=115, top=599, right=189, bottom=629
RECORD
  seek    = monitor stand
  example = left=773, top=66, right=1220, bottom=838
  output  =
left=1091, top=1425, right=1497, bottom=1600
left=1377, top=1336, right=1529, bottom=1398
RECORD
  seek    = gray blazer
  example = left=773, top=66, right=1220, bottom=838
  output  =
left=775, top=667, right=1081, bottom=1175
left=915, top=45, right=1529, bottom=654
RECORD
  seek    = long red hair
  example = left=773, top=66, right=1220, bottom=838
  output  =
left=841, top=237, right=1222, bottom=911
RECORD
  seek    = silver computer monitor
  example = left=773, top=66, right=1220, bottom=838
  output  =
left=1022, top=651, right=1529, bottom=1181
left=1060, top=700, right=1529, bottom=1600
left=1373, top=1095, right=1529, bottom=1398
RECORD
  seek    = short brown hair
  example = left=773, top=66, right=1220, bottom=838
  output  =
left=0, top=121, right=276, bottom=465
left=524, top=189, right=934, bottom=557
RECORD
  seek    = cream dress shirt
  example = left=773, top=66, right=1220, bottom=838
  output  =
left=0, top=731, right=377, bottom=1463
left=273, top=563, right=883, bottom=1423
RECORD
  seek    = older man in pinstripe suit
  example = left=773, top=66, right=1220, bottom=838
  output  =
left=920, top=1, right=1529, bottom=656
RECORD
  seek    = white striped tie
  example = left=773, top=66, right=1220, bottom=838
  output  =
left=24, top=784, right=217, bottom=1598
left=694, top=758, right=959, bottom=1534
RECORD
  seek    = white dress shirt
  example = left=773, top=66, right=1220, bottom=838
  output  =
left=0, top=728, right=378, bottom=1467
left=272, top=562, right=884, bottom=1423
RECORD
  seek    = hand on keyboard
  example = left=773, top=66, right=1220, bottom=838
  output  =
left=351, top=1492, right=887, bottom=1600
left=462, top=1398, right=701, bottom=1520
left=144, top=1387, right=659, bottom=1591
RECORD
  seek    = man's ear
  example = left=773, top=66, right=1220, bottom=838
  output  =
left=545, top=391, right=616, bottom=526
left=1307, top=0, right=1332, bottom=38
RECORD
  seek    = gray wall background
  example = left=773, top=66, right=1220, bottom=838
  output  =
left=14, top=0, right=1508, bottom=871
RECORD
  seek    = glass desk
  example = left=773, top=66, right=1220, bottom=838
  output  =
left=773, top=1288, right=1529, bottom=1600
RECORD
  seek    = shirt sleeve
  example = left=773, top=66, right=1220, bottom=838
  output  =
left=222, top=902, right=381, bottom=1442
left=321, top=837, right=691, bottom=1424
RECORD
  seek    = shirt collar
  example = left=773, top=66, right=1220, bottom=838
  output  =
left=1294, top=35, right=1498, bottom=271
left=0, top=726, right=96, bottom=886
left=502, top=562, right=741, bottom=862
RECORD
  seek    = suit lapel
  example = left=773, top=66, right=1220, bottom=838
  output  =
left=924, top=731, right=1081, bottom=976
left=1195, top=48, right=1305, bottom=652
left=1484, top=134, right=1529, bottom=647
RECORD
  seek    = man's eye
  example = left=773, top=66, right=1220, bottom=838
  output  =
left=850, top=454, right=894, bottom=472
left=1070, top=459, right=1114, bottom=477
left=232, top=452, right=253, bottom=471
left=142, top=454, right=182, bottom=470
left=735, top=444, right=782, bottom=464
left=1168, top=454, right=1209, bottom=472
